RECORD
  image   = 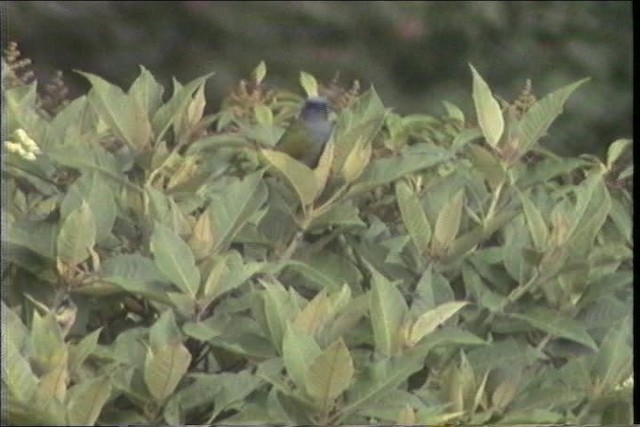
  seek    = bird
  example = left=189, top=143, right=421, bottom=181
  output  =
left=277, top=96, right=333, bottom=168
left=53, top=294, right=77, bottom=337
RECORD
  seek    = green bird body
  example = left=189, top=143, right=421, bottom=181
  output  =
left=277, top=97, right=333, bottom=168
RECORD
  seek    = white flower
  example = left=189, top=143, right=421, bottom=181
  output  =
left=14, top=128, right=42, bottom=154
left=4, top=141, right=22, bottom=153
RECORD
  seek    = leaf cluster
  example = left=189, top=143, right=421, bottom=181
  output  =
left=2, top=61, right=632, bottom=425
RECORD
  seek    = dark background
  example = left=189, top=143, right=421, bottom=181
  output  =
left=2, top=1, right=633, bottom=157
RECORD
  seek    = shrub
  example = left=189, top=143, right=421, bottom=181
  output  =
left=2, top=53, right=632, bottom=425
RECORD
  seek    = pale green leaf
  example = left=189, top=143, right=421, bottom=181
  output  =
left=348, top=144, right=452, bottom=197
left=254, top=104, right=273, bottom=126
left=442, top=100, right=465, bottom=123
left=152, top=73, right=214, bottom=142
left=409, top=301, right=468, bottom=346
left=432, top=189, right=464, bottom=252
left=518, top=190, right=549, bottom=251
left=299, top=71, right=318, bottom=97
left=293, top=289, right=333, bottom=335
left=340, top=345, right=429, bottom=423
left=470, top=64, right=504, bottom=147
left=592, top=317, right=632, bottom=389
left=306, top=338, right=354, bottom=404
left=369, top=263, right=408, bottom=356
left=128, top=65, right=165, bottom=117
left=66, top=376, right=112, bottom=425
left=68, top=327, right=102, bottom=376
left=57, top=200, right=96, bottom=265
left=144, top=343, right=192, bottom=402
left=282, top=324, right=322, bottom=394
left=78, top=71, right=152, bottom=150
left=340, top=135, right=372, bottom=183
left=396, top=180, right=431, bottom=255
left=519, top=78, right=589, bottom=152
left=150, top=223, right=201, bottom=297
left=209, top=170, right=268, bottom=254
left=262, top=149, right=319, bottom=206
left=510, top=307, right=598, bottom=350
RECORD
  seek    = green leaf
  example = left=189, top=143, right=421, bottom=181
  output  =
left=518, top=190, right=549, bottom=251
left=445, top=202, right=520, bottom=264
left=183, top=313, right=229, bottom=341
left=68, top=327, right=102, bottom=376
left=510, top=307, right=597, bottom=350
left=608, top=195, right=632, bottom=244
left=340, top=346, right=429, bottom=423
left=332, top=88, right=385, bottom=171
left=186, top=133, right=253, bottom=155
left=306, top=338, right=354, bottom=405
left=605, top=138, right=632, bottom=170
left=66, top=376, right=112, bottom=425
left=200, top=256, right=230, bottom=301
left=309, top=202, right=366, bottom=230
left=340, top=135, right=372, bottom=183
left=206, top=373, right=266, bottom=423
left=396, top=180, right=431, bottom=255
left=451, top=127, right=483, bottom=152
left=466, top=339, right=540, bottom=374
left=149, top=310, right=183, bottom=350
left=4, top=220, right=59, bottom=260
left=293, top=289, right=334, bottom=335
left=518, top=78, right=589, bottom=153
left=466, top=143, right=505, bottom=189
left=150, top=223, right=201, bottom=297
left=432, top=189, right=464, bottom=252
left=102, top=253, right=167, bottom=283
left=77, top=71, right=153, bottom=150
left=4, top=338, right=38, bottom=402
left=348, top=144, right=452, bottom=197
left=56, top=200, right=96, bottom=265
left=60, top=173, right=117, bottom=244
left=2, top=301, right=29, bottom=349
left=209, top=170, right=269, bottom=254
left=565, top=176, right=611, bottom=259
left=282, top=324, right=322, bottom=395
left=262, top=281, right=298, bottom=352
left=152, top=73, right=214, bottom=142
left=368, top=263, right=408, bottom=356
left=29, top=310, right=68, bottom=376
left=299, top=71, right=318, bottom=97
left=461, top=263, right=505, bottom=312
left=45, top=141, right=132, bottom=196
left=254, top=104, right=274, bottom=126
left=144, top=342, right=192, bottom=402
left=129, top=65, right=165, bottom=118
left=411, top=267, right=455, bottom=315
left=442, top=100, right=465, bottom=123
left=262, top=149, right=319, bottom=206
left=409, top=301, right=468, bottom=346
left=470, top=64, right=504, bottom=147
left=592, top=317, right=632, bottom=390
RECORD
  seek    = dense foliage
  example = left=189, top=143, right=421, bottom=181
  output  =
left=2, top=54, right=633, bottom=425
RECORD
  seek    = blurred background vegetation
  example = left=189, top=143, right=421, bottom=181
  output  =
left=3, top=1, right=632, bottom=157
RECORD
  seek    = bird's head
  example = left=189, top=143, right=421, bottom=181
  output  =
left=300, top=96, right=330, bottom=121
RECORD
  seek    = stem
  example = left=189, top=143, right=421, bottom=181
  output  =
left=504, top=269, right=540, bottom=307
left=279, top=230, right=305, bottom=262
left=485, top=180, right=504, bottom=223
